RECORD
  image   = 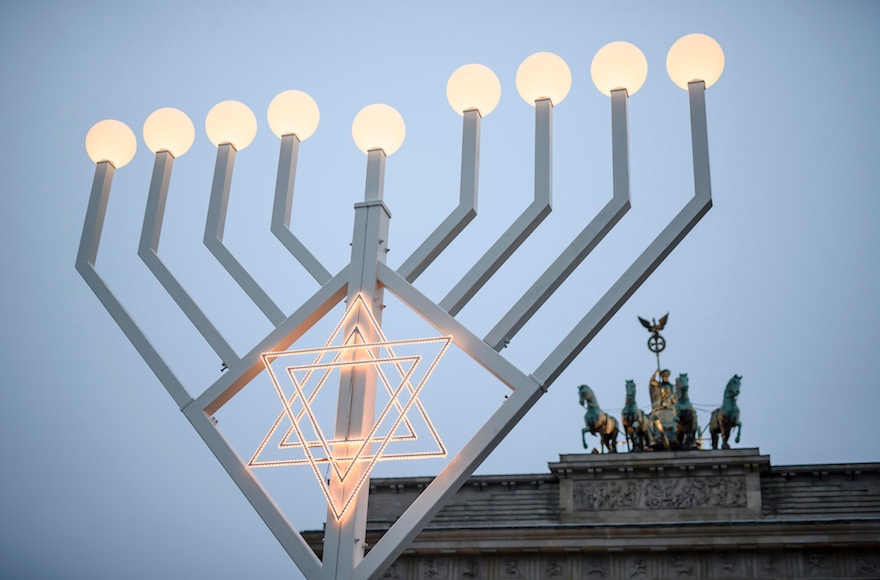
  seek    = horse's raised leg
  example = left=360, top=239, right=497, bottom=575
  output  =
left=735, top=422, right=742, bottom=444
left=582, top=427, right=590, bottom=450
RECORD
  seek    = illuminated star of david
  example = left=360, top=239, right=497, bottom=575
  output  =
left=249, top=294, right=450, bottom=520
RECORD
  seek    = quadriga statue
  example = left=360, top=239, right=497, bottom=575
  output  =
left=709, top=375, right=743, bottom=449
left=578, top=385, right=618, bottom=453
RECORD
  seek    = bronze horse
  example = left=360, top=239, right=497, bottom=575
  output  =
left=673, top=373, right=698, bottom=451
left=578, top=385, right=618, bottom=453
left=709, top=375, right=742, bottom=449
left=621, top=380, right=654, bottom=452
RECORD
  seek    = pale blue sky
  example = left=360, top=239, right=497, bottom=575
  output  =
left=2, top=2, right=878, bottom=578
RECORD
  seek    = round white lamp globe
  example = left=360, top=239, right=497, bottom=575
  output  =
left=267, top=90, right=320, bottom=140
left=351, top=104, right=406, bottom=156
left=143, top=108, right=195, bottom=157
left=85, top=120, right=137, bottom=168
left=666, top=33, right=725, bottom=90
left=591, top=41, right=648, bottom=97
left=205, top=100, right=258, bottom=150
left=516, top=52, right=572, bottom=106
left=446, top=63, right=501, bottom=116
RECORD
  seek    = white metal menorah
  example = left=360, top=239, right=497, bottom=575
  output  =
left=77, top=35, right=724, bottom=580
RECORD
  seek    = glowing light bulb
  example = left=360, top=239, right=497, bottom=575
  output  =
left=85, top=120, right=137, bottom=168
left=205, top=100, right=257, bottom=150
left=267, top=90, right=320, bottom=140
left=516, top=52, right=572, bottom=106
left=666, top=33, right=725, bottom=90
left=143, top=108, right=195, bottom=157
left=351, top=104, right=406, bottom=155
left=446, top=63, right=501, bottom=116
left=591, top=41, right=648, bottom=97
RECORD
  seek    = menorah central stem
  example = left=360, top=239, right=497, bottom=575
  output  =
left=323, top=148, right=390, bottom=578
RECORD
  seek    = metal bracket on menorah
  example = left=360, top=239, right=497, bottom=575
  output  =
left=77, top=36, right=725, bottom=580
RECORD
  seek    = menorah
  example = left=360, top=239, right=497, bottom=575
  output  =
left=77, top=34, right=724, bottom=580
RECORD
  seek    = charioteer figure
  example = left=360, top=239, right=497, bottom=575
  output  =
left=649, top=368, right=675, bottom=410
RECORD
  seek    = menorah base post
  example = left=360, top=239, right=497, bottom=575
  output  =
left=323, top=149, right=390, bottom=579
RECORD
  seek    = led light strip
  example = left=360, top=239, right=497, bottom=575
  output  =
left=249, top=294, right=450, bottom=519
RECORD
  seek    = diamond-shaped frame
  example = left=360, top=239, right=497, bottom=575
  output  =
left=174, top=266, right=548, bottom=579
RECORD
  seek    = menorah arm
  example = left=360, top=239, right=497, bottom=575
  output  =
left=180, top=406, right=322, bottom=580
left=485, top=89, right=632, bottom=350
left=76, top=161, right=192, bottom=408
left=270, top=134, right=332, bottom=285
left=396, top=110, right=481, bottom=283
left=138, top=151, right=239, bottom=368
left=439, top=99, right=554, bottom=317
left=204, top=144, right=286, bottom=326
left=533, top=81, right=713, bottom=389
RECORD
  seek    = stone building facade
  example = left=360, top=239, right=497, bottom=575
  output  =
left=305, top=449, right=880, bottom=579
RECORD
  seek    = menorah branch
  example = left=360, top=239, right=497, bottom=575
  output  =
left=204, top=143, right=287, bottom=326
left=76, top=162, right=191, bottom=408
left=138, top=151, right=239, bottom=366
left=439, top=98, right=553, bottom=317
left=484, top=89, right=632, bottom=350
left=271, top=134, right=333, bottom=285
left=397, top=109, right=481, bottom=283
left=533, top=81, right=712, bottom=389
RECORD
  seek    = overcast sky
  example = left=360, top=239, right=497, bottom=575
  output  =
left=2, top=2, right=878, bottom=579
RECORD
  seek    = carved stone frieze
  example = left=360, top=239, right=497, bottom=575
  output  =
left=624, top=555, right=651, bottom=578
left=581, top=555, right=607, bottom=578
left=757, top=552, right=787, bottom=578
left=382, top=561, right=402, bottom=579
left=572, top=476, right=746, bottom=511
left=542, top=557, right=566, bottom=579
left=712, top=552, right=743, bottom=577
left=421, top=558, right=447, bottom=579
left=853, top=551, right=879, bottom=577
left=667, top=554, right=696, bottom=578
left=461, top=558, right=480, bottom=578
left=502, top=556, right=522, bottom=578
